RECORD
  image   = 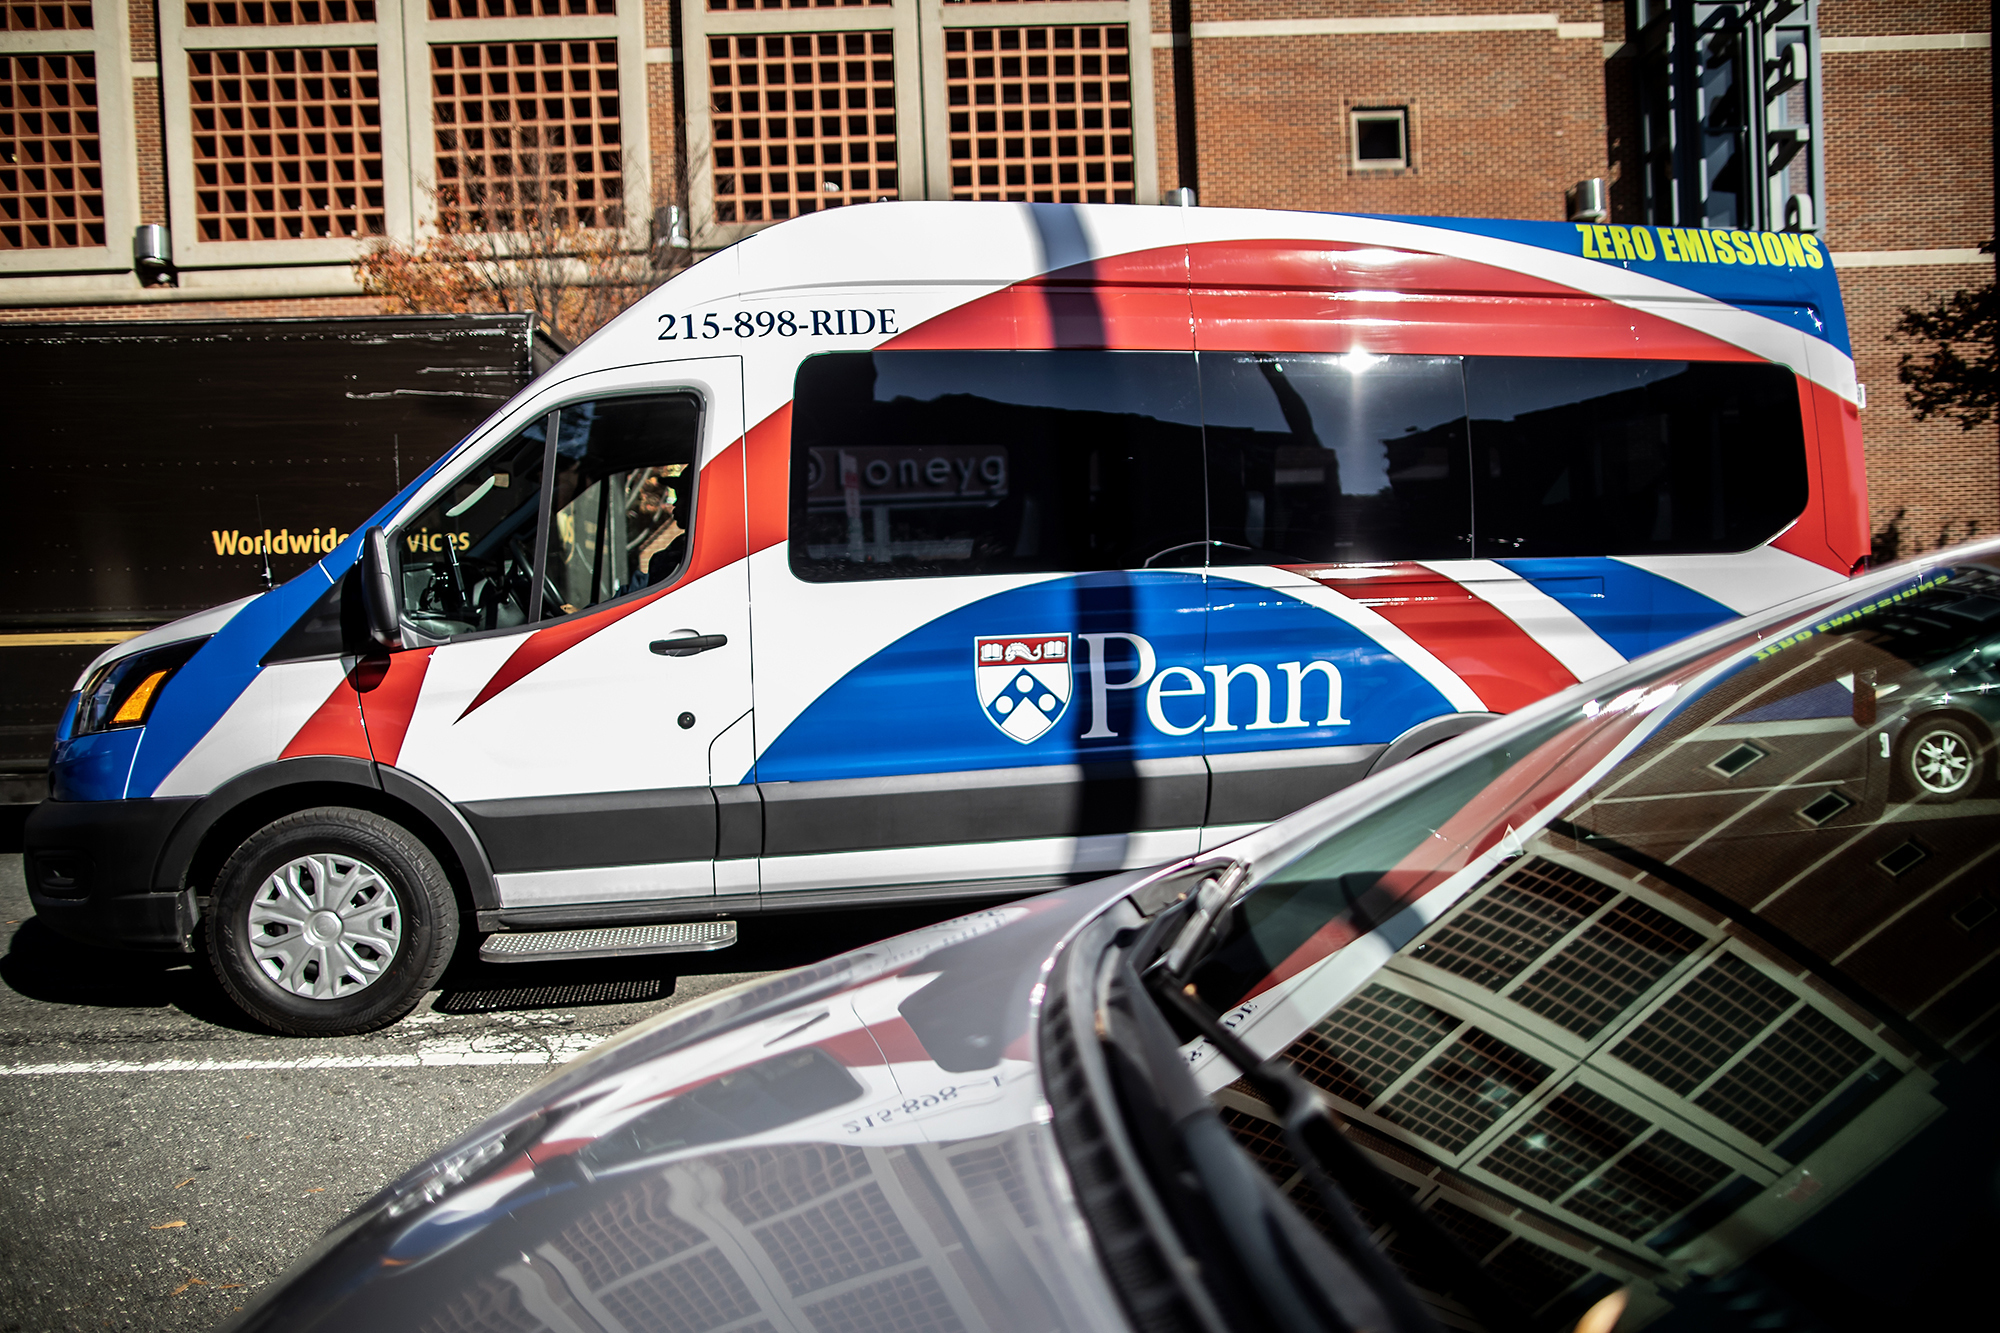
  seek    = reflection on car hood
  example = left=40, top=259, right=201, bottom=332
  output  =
left=227, top=876, right=1147, bottom=1333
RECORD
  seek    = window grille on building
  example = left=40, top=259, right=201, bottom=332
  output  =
left=431, top=39, right=623, bottom=229
left=948, top=1141, right=1037, bottom=1229
left=1285, top=983, right=1460, bottom=1106
left=5, top=2, right=90, bottom=28
left=720, top=1143, right=872, bottom=1223
left=549, top=1175, right=708, bottom=1291
left=1424, top=1197, right=1510, bottom=1261
left=1225, top=1085, right=1607, bottom=1313
left=185, top=1, right=374, bottom=23
left=1507, top=899, right=1703, bottom=1038
left=188, top=45, right=383, bottom=240
left=1693, top=1007, right=1872, bottom=1145
left=1479, top=1084, right=1647, bottom=1202
left=0, top=52, right=102, bottom=248
left=944, top=24, right=1132, bottom=203
left=598, top=1245, right=762, bottom=1333
left=708, top=30, right=897, bottom=223
left=1410, top=858, right=1615, bottom=990
left=1217, top=1105, right=1295, bottom=1184
left=1484, top=1234, right=1593, bottom=1312
left=1610, top=953, right=1794, bottom=1095
left=755, top=1181, right=920, bottom=1297
left=1413, top=1196, right=1591, bottom=1313
left=418, top=1270, right=555, bottom=1333
left=709, top=0, right=889, bottom=9
left=800, top=1267, right=962, bottom=1333
left=1379, top=1028, right=1551, bottom=1154
left=1559, top=1127, right=1731, bottom=1239
left=1478, top=1083, right=1734, bottom=1241
left=431, top=0, right=614, bottom=18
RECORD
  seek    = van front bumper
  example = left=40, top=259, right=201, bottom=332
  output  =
left=24, top=796, right=201, bottom=951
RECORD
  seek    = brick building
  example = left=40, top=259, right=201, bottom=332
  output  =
left=1, top=1, right=1992, bottom=554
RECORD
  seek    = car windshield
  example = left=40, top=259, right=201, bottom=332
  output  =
left=1173, top=552, right=2000, bottom=1329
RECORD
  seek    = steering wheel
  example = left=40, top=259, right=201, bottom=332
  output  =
left=508, top=534, right=567, bottom=618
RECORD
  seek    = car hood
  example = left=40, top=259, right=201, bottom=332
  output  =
left=225, top=876, right=1147, bottom=1333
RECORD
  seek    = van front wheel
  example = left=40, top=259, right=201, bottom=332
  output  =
left=206, top=808, right=458, bottom=1036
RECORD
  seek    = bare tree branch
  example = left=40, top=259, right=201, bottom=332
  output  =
left=354, top=125, right=702, bottom=344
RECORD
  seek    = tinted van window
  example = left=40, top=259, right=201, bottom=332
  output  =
left=1201, top=353, right=1472, bottom=564
left=790, top=351, right=1205, bottom=580
left=1466, top=357, right=1808, bottom=558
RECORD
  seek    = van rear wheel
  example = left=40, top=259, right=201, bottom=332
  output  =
left=206, top=808, right=458, bottom=1036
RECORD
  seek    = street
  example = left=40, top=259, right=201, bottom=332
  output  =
left=0, top=847, right=971, bottom=1333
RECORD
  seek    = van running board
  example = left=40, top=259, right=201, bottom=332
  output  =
left=479, top=920, right=738, bottom=964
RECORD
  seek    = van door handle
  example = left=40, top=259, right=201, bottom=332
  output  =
left=650, top=633, right=728, bottom=658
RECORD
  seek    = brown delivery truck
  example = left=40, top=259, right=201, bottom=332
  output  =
left=0, top=313, right=560, bottom=803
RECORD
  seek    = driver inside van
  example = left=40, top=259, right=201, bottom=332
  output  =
left=636, top=466, right=688, bottom=586
left=546, top=460, right=691, bottom=612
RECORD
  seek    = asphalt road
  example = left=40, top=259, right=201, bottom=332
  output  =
left=0, top=846, right=973, bottom=1333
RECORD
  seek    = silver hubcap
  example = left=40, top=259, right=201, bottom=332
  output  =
left=1912, top=730, right=1973, bottom=794
left=248, top=854, right=403, bottom=1000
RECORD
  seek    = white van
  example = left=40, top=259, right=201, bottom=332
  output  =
left=24, top=203, right=1867, bottom=1034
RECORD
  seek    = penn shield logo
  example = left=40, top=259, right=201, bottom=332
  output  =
left=975, top=634, right=1072, bottom=743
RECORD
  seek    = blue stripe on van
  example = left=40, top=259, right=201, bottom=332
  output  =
left=125, top=565, right=336, bottom=798
left=1364, top=214, right=1852, bottom=358
left=309, top=447, right=460, bottom=585
left=754, top=572, right=1453, bottom=783
left=111, top=446, right=462, bottom=798
left=50, top=728, right=143, bottom=802
left=1500, top=557, right=1738, bottom=661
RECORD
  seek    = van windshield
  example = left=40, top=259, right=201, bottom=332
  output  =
left=398, top=420, right=549, bottom=639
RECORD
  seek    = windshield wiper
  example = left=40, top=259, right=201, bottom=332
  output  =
left=1099, top=927, right=1408, bottom=1333
left=1161, top=860, right=1249, bottom=974
left=1145, top=927, right=1542, bottom=1333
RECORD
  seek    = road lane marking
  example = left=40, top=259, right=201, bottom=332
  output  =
left=0, top=1034, right=608, bottom=1076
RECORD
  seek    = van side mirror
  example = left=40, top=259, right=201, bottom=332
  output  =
left=360, top=526, right=403, bottom=651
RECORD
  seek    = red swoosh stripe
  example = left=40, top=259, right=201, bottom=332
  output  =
left=358, top=647, right=433, bottom=767
left=745, top=401, right=792, bottom=557
left=887, top=280, right=1196, bottom=352
left=1187, top=239, right=1763, bottom=360
left=1296, top=563, right=1579, bottom=712
left=1776, top=376, right=1869, bottom=573
left=279, top=678, right=371, bottom=761
left=457, top=437, right=748, bottom=721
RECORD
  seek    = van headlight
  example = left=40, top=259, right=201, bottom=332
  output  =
left=73, top=638, right=208, bottom=737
